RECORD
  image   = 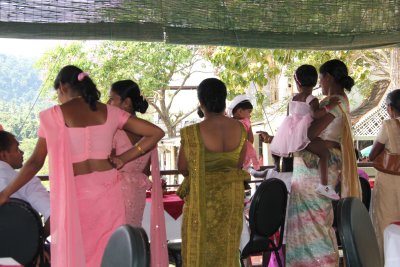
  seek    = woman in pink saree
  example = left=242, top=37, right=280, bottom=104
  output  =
left=108, top=80, right=168, bottom=267
left=0, top=65, right=165, bottom=267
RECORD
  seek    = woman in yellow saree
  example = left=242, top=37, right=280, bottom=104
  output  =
left=177, top=78, right=249, bottom=267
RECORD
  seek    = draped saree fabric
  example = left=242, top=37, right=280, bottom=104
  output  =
left=180, top=124, right=249, bottom=267
left=149, top=148, right=169, bottom=267
left=339, top=105, right=361, bottom=199
left=39, top=106, right=86, bottom=267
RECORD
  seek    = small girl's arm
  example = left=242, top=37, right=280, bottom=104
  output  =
left=310, top=97, right=340, bottom=119
left=248, top=126, right=254, bottom=144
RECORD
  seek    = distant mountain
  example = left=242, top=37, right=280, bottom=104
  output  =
left=0, top=53, right=43, bottom=103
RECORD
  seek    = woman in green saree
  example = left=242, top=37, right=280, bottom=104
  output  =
left=177, top=78, right=249, bottom=267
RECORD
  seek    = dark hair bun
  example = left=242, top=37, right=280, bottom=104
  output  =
left=319, top=59, right=355, bottom=92
left=133, top=95, right=149, bottom=114
left=54, top=65, right=100, bottom=111
left=339, top=76, right=355, bottom=91
left=111, top=80, right=148, bottom=114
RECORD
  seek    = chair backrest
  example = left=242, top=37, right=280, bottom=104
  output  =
left=337, top=197, right=382, bottom=267
left=0, top=198, right=43, bottom=265
left=101, top=225, right=150, bottom=267
left=333, top=177, right=371, bottom=229
left=249, top=178, right=288, bottom=238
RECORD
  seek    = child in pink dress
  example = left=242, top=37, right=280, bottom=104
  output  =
left=228, top=95, right=260, bottom=170
left=270, top=64, right=340, bottom=200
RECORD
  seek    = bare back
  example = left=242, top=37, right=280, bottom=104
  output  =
left=60, top=98, right=107, bottom=128
left=199, top=116, right=244, bottom=153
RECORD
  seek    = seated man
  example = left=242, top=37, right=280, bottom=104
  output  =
left=0, top=130, right=50, bottom=237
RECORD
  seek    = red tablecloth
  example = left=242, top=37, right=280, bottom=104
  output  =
left=146, top=192, right=184, bottom=220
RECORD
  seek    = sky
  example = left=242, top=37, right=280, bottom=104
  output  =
left=0, top=38, right=68, bottom=58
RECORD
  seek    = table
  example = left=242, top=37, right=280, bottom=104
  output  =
left=384, top=223, right=400, bottom=267
left=142, top=192, right=184, bottom=240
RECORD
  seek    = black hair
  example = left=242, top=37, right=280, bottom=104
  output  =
left=111, top=80, right=148, bottom=114
left=354, top=148, right=360, bottom=161
left=386, top=89, right=400, bottom=114
left=0, top=131, right=15, bottom=152
left=319, top=59, right=355, bottom=92
left=232, top=100, right=253, bottom=115
left=54, top=65, right=100, bottom=111
left=197, top=106, right=204, bottom=118
left=197, top=78, right=227, bottom=113
left=295, top=64, right=318, bottom=87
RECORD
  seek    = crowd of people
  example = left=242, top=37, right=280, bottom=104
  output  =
left=0, top=58, right=398, bottom=267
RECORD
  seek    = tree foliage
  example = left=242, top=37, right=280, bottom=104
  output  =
left=0, top=54, right=52, bottom=174
left=206, top=47, right=392, bottom=105
left=35, top=41, right=206, bottom=137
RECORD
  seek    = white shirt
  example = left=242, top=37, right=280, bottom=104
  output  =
left=0, top=160, right=50, bottom=221
left=376, top=118, right=400, bottom=153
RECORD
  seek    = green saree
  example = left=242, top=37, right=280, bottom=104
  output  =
left=180, top=123, right=249, bottom=267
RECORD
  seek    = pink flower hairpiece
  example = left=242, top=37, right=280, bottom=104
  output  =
left=77, top=72, right=89, bottom=81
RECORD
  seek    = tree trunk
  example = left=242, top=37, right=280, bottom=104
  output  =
left=270, top=76, right=279, bottom=103
left=391, top=48, right=400, bottom=89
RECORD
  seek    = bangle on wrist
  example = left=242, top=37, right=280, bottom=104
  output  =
left=134, top=143, right=145, bottom=155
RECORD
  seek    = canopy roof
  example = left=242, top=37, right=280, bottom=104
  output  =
left=0, top=0, right=399, bottom=50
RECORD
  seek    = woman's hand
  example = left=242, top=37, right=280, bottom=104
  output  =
left=108, top=149, right=125, bottom=170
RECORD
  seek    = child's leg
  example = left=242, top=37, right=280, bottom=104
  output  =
left=306, top=138, right=329, bottom=185
left=272, top=154, right=281, bottom=172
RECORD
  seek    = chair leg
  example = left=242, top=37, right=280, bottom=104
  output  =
left=275, top=250, right=283, bottom=267
left=262, top=251, right=271, bottom=267
left=240, top=257, right=245, bottom=267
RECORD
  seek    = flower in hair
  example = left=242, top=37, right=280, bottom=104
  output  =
left=77, top=72, right=89, bottom=81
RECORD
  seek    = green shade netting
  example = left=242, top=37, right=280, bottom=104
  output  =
left=0, top=0, right=399, bottom=49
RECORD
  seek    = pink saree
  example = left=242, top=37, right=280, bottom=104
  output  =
left=39, top=106, right=86, bottom=267
left=148, top=148, right=169, bottom=267
left=113, top=130, right=168, bottom=267
left=39, top=106, right=126, bottom=267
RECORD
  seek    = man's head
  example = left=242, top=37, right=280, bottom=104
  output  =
left=0, top=131, right=24, bottom=169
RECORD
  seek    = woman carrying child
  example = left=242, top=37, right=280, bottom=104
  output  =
left=270, top=64, right=340, bottom=200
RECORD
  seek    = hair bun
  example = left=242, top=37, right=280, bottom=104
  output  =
left=340, top=76, right=355, bottom=91
left=133, top=96, right=149, bottom=114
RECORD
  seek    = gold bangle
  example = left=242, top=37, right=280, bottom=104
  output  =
left=134, top=143, right=145, bottom=155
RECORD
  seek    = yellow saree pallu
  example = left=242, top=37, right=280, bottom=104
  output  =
left=180, top=124, right=249, bottom=267
left=338, top=105, right=361, bottom=199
